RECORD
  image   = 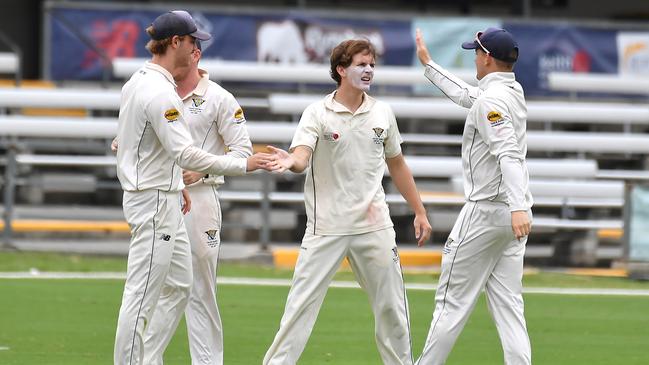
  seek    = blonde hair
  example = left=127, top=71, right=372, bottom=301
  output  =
left=145, top=26, right=188, bottom=55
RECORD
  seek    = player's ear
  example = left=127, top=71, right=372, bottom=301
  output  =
left=336, top=65, right=346, bottom=79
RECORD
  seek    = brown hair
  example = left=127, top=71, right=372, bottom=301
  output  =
left=329, top=39, right=376, bottom=85
left=145, top=26, right=188, bottom=55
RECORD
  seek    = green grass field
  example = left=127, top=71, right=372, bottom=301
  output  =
left=1, top=252, right=649, bottom=364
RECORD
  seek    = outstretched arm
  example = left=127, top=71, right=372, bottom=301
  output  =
left=386, top=153, right=432, bottom=246
left=266, top=145, right=312, bottom=174
left=415, top=28, right=481, bottom=108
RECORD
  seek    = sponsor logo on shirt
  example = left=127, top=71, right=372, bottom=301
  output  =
left=233, top=107, right=245, bottom=124
left=205, top=229, right=220, bottom=248
left=188, top=98, right=205, bottom=114
left=323, top=131, right=340, bottom=142
left=372, top=127, right=385, bottom=144
left=164, top=108, right=179, bottom=122
left=160, top=234, right=171, bottom=242
left=487, top=111, right=504, bottom=127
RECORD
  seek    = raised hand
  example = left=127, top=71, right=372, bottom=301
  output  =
left=415, top=28, right=432, bottom=66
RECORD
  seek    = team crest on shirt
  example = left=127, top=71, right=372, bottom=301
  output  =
left=188, top=98, right=206, bottom=114
left=487, top=111, right=504, bottom=127
left=443, top=237, right=454, bottom=254
left=391, top=247, right=400, bottom=263
left=323, top=130, right=340, bottom=142
left=164, top=108, right=179, bottom=122
left=192, top=98, right=205, bottom=107
left=205, top=229, right=220, bottom=248
left=233, top=108, right=245, bottom=124
left=372, top=127, right=385, bottom=144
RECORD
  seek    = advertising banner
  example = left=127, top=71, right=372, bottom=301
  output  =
left=411, top=17, right=499, bottom=95
left=503, top=22, right=618, bottom=96
left=617, top=32, right=649, bottom=76
left=47, top=6, right=411, bottom=80
left=412, top=17, right=500, bottom=69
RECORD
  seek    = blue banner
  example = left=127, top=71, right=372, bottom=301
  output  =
left=503, top=22, right=618, bottom=96
left=47, top=7, right=412, bottom=80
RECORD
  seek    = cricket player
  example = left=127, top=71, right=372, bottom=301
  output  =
left=414, top=28, right=533, bottom=364
left=263, top=39, right=433, bottom=365
left=142, top=41, right=253, bottom=365
left=113, top=10, right=269, bottom=365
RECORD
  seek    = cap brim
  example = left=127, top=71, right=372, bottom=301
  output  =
left=190, top=29, right=211, bottom=41
left=461, top=41, right=478, bottom=50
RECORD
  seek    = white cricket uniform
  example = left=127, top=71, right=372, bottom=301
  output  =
left=114, top=62, right=247, bottom=365
left=143, top=70, right=252, bottom=365
left=264, top=92, right=414, bottom=365
left=416, top=61, right=533, bottom=365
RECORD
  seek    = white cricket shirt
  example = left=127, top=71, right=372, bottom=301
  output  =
left=290, top=91, right=403, bottom=236
left=181, top=70, right=253, bottom=187
left=116, top=62, right=247, bottom=192
left=424, top=61, right=533, bottom=211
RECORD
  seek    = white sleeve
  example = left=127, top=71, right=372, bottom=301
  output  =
left=424, top=60, right=481, bottom=109
left=289, top=104, right=320, bottom=152
left=217, top=93, right=253, bottom=158
left=146, top=91, right=247, bottom=176
left=178, top=145, right=247, bottom=176
left=500, top=155, right=528, bottom=212
left=473, top=96, right=524, bottom=160
left=474, top=96, right=527, bottom=211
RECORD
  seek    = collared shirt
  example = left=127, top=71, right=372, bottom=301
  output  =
left=424, top=61, right=533, bottom=211
left=116, top=62, right=246, bottom=192
left=290, top=91, right=403, bottom=235
left=181, top=70, right=252, bottom=187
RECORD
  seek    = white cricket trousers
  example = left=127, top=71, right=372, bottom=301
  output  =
left=144, top=184, right=223, bottom=365
left=416, top=201, right=532, bottom=365
left=263, top=228, right=413, bottom=365
left=114, top=189, right=192, bottom=365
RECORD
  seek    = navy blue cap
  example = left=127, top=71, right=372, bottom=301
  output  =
left=461, top=27, right=518, bottom=63
left=149, top=10, right=211, bottom=41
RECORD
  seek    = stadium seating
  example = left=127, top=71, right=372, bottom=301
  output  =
left=548, top=72, right=649, bottom=95
left=3, top=60, right=649, bottom=265
left=268, top=93, right=649, bottom=125
left=0, top=52, right=18, bottom=74
left=112, top=58, right=477, bottom=86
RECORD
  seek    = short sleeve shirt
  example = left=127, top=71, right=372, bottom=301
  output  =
left=290, top=91, right=403, bottom=235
